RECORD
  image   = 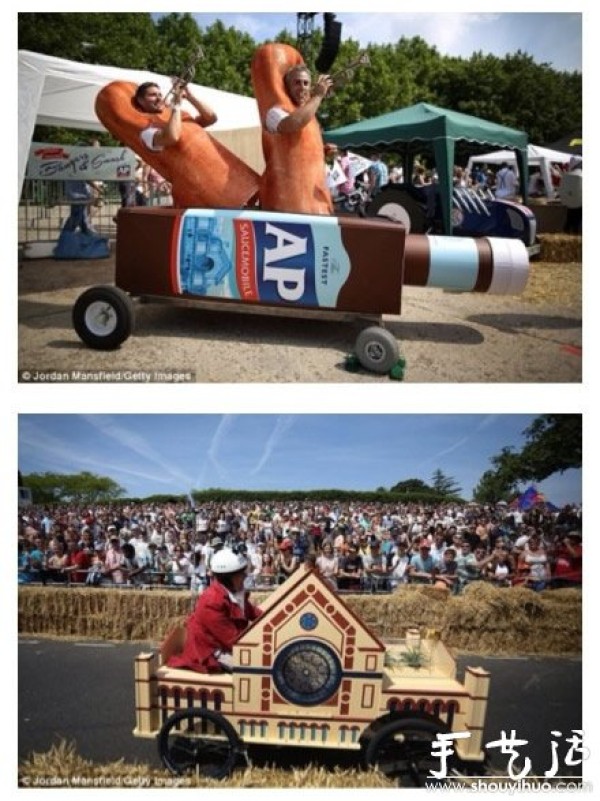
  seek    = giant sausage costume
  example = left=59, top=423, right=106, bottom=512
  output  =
left=95, top=81, right=260, bottom=209
left=75, top=51, right=531, bottom=368
left=251, top=43, right=333, bottom=215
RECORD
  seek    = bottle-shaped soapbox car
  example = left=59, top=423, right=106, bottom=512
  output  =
left=73, top=206, right=529, bottom=375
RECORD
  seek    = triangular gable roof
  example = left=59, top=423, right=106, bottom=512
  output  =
left=251, top=563, right=309, bottom=617
left=241, top=568, right=386, bottom=651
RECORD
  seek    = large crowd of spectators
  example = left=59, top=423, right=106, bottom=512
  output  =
left=17, top=499, right=582, bottom=596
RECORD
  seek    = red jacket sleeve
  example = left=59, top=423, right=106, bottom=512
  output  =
left=167, top=584, right=261, bottom=673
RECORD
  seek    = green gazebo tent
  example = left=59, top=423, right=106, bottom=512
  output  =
left=325, top=102, right=528, bottom=235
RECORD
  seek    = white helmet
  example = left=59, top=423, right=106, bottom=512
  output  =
left=210, top=548, right=248, bottom=574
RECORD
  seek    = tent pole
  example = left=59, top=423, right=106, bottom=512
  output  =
left=434, top=139, right=454, bottom=236
left=515, top=147, right=529, bottom=206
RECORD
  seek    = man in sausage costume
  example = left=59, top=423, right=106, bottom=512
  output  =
left=252, top=43, right=334, bottom=215
left=133, top=81, right=217, bottom=154
left=95, top=79, right=260, bottom=210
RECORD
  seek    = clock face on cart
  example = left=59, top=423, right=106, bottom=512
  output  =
left=273, top=640, right=343, bottom=706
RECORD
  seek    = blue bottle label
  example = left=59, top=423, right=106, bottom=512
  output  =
left=176, top=210, right=351, bottom=308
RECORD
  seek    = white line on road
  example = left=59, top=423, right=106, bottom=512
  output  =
left=74, top=642, right=116, bottom=648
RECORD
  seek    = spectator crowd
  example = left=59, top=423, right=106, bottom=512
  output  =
left=18, top=498, right=582, bottom=597
left=326, top=146, right=580, bottom=213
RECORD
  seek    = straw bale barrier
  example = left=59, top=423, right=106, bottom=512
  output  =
left=18, top=587, right=193, bottom=642
left=538, top=233, right=581, bottom=263
left=18, top=583, right=581, bottom=655
left=19, top=740, right=394, bottom=789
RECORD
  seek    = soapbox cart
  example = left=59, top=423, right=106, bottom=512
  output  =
left=73, top=206, right=529, bottom=376
left=134, top=569, right=490, bottom=785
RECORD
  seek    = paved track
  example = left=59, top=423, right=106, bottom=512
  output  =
left=19, top=638, right=582, bottom=776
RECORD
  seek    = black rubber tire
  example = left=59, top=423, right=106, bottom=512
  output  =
left=367, top=188, right=427, bottom=233
left=158, top=707, right=243, bottom=779
left=363, top=715, right=451, bottom=786
left=355, top=327, right=400, bottom=374
left=72, top=285, right=134, bottom=350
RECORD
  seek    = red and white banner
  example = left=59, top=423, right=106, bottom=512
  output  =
left=26, top=142, right=138, bottom=181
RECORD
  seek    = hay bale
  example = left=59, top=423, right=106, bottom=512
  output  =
left=344, top=585, right=449, bottom=639
left=539, top=587, right=582, bottom=604
left=538, top=233, right=582, bottom=263
left=441, top=582, right=580, bottom=654
left=522, top=260, right=581, bottom=311
left=18, top=584, right=581, bottom=655
left=19, top=740, right=395, bottom=788
left=18, top=587, right=193, bottom=642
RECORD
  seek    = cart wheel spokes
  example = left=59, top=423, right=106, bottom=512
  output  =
left=158, top=707, right=243, bottom=779
left=363, top=716, right=450, bottom=787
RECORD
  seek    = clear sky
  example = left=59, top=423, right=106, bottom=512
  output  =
left=180, top=10, right=582, bottom=73
left=18, top=414, right=581, bottom=505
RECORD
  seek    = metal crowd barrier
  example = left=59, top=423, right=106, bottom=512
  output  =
left=18, top=179, right=173, bottom=246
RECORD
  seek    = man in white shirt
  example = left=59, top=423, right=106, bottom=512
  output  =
left=495, top=162, right=519, bottom=199
left=133, top=81, right=217, bottom=154
left=264, top=65, right=333, bottom=135
left=195, top=510, right=209, bottom=534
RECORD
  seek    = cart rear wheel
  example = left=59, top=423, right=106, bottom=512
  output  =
left=72, top=285, right=134, bottom=350
left=367, top=189, right=427, bottom=233
left=355, top=327, right=400, bottom=374
left=363, top=716, right=451, bottom=786
left=158, top=707, right=243, bottom=779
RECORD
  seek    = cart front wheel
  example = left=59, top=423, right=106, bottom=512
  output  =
left=72, top=285, right=134, bottom=350
left=158, top=707, right=243, bottom=779
left=355, top=327, right=400, bottom=374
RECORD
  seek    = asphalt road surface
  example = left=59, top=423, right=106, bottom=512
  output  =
left=19, top=638, right=582, bottom=778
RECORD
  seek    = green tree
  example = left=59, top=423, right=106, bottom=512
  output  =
left=473, top=464, right=519, bottom=505
left=22, top=471, right=125, bottom=505
left=18, top=12, right=158, bottom=68
left=196, top=20, right=258, bottom=95
left=431, top=469, right=462, bottom=497
left=472, top=415, right=581, bottom=503
left=517, top=414, right=582, bottom=480
left=153, top=12, right=205, bottom=78
left=395, top=36, right=441, bottom=104
left=433, top=51, right=581, bottom=145
left=18, top=13, right=582, bottom=148
left=390, top=478, right=431, bottom=493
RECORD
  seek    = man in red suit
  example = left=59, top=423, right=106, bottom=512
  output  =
left=168, top=548, right=261, bottom=673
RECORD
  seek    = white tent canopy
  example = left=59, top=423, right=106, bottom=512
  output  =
left=18, top=50, right=263, bottom=196
left=467, top=144, right=573, bottom=199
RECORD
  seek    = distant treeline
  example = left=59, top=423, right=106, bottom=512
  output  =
left=138, top=489, right=464, bottom=506
left=20, top=471, right=463, bottom=506
left=19, top=12, right=581, bottom=147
